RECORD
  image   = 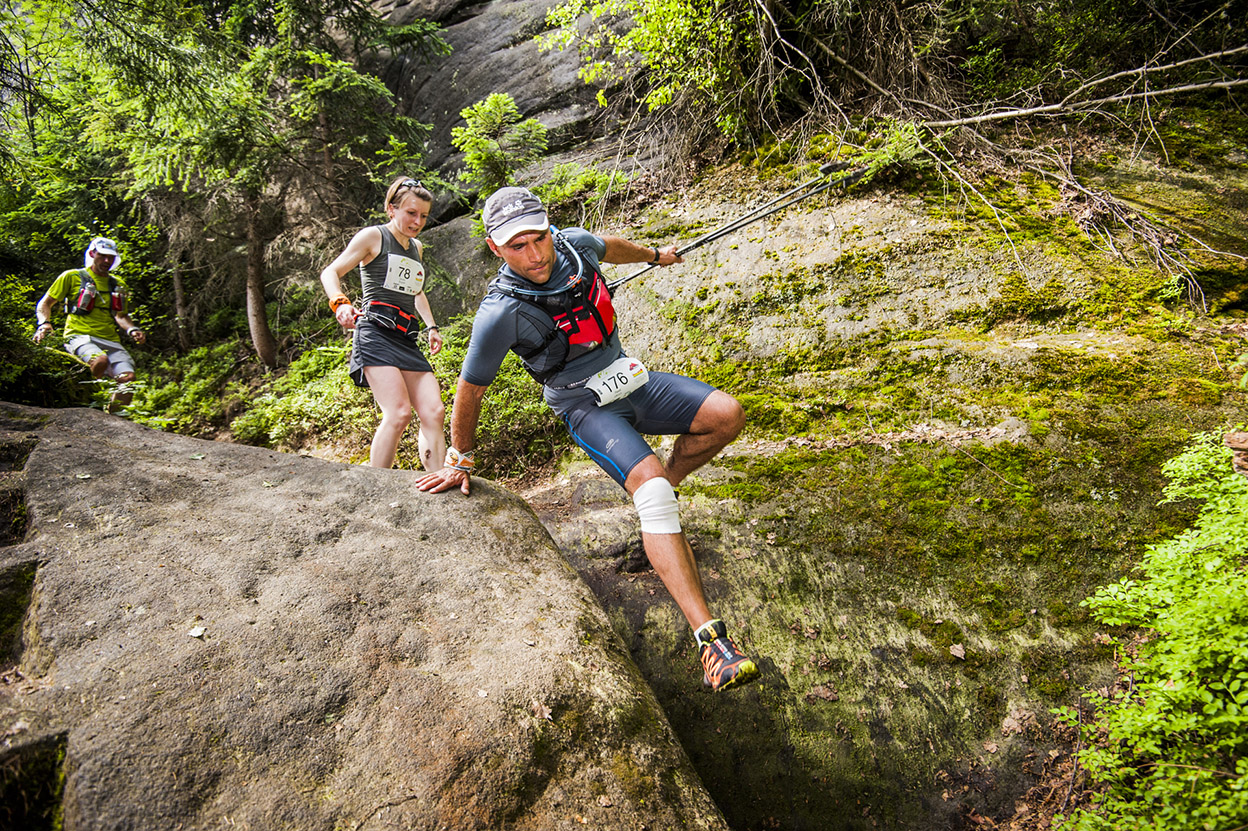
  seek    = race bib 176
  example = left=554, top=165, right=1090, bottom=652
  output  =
left=587, top=357, right=649, bottom=406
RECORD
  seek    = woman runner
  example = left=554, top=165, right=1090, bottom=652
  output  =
left=320, top=177, right=446, bottom=470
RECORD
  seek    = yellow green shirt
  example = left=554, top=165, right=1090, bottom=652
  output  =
left=47, top=269, right=124, bottom=341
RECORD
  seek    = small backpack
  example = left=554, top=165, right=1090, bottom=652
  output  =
left=489, top=233, right=617, bottom=383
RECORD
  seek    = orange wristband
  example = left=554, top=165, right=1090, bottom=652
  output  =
left=329, top=294, right=350, bottom=312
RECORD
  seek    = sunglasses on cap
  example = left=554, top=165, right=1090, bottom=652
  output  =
left=389, top=179, right=425, bottom=203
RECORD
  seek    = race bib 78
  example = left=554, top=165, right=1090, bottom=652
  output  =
left=384, top=253, right=426, bottom=295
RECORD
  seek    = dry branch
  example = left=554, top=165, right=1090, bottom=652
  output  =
left=925, top=78, right=1248, bottom=128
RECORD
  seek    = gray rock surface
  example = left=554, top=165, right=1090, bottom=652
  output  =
left=423, top=214, right=498, bottom=314
left=0, top=403, right=727, bottom=830
left=376, top=0, right=604, bottom=174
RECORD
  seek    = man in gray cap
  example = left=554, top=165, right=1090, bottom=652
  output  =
left=33, top=236, right=146, bottom=412
left=418, top=186, right=759, bottom=692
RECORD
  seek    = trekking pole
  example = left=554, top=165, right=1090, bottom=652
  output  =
left=608, top=162, right=869, bottom=291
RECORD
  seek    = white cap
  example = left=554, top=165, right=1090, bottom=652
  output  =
left=85, top=237, right=122, bottom=270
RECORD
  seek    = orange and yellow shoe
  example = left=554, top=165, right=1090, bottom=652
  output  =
left=695, top=619, right=759, bottom=692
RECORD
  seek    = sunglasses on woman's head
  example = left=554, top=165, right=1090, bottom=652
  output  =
left=390, top=180, right=424, bottom=202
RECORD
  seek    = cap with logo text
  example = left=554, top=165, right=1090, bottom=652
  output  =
left=482, top=187, right=549, bottom=246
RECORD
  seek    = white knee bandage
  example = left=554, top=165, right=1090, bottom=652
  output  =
left=633, top=477, right=682, bottom=535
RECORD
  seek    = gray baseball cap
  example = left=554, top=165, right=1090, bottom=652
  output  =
left=482, top=187, right=549, bottom=245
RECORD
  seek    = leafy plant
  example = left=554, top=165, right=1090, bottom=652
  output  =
left=535, top=162, right=630, bottom=229
left=0, top=274, right=92, bottom=408
left=541, top=0, right=757, bottom=135
left=451, top=93, right=548, bottom=198
left=218, top=313, right=568, bottom=475
left=540, top=0, right=1247, bottom=144
left=1055, top=430, right=1248, bottom=831
left=228, top=342, right=377, bottom=453
left=128, top=341, right=253, bottom=434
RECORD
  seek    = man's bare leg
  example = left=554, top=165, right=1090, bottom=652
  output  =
left=625, top=455, right=711, bottom=629
left=664, top=390, right=745, bottom=487
left=625, top=452, right=759, bottom=691
left=110, top=370, right=135, bottom=412
left=88, top=354, right=109, bottom=379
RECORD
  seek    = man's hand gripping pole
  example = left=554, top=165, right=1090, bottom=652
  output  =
left=607, top=162, right=868, bottom=291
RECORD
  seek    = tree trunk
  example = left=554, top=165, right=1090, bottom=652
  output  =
left=245, top=192, right=279, bottom=368
left=172, top=259, right=191, bottom=352
left=315, top=63, right=335, bottom=213
left=1226, top=433, right=1248, bottom=479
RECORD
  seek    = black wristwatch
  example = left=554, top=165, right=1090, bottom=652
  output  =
left=649, top=248, right=662, bottom=265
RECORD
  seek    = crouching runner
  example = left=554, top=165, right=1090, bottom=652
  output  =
left=416, top=186, right=759, bottom=692
left=33, top=236, right=146, bottom=412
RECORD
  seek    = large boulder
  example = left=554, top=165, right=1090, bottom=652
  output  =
left=0, top=403, right=727, bottom=830
left=376, top=0, right=604, bottom=174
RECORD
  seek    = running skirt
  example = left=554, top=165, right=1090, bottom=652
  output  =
left=348, top=317, right=433, bottom=388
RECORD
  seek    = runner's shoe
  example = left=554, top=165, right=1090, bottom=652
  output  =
left=695, top=619, right=759, bottom=692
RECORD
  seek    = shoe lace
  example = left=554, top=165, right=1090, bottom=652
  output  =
left=701, top=639, right=735, bottom=679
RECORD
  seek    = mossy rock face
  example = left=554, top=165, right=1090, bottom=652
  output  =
left=532, top=420, right=1194, bottom=829
left=526, top=141, right=1248, bottom=829
left=0, top=732, right=67, bottom=831
left=0, top=405, right=733, bottom=830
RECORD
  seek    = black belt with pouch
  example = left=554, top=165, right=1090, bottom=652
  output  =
left=367, top=302, right=422, bottom=341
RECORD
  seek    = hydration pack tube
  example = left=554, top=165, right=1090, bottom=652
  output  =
left=490, top=233, right=617, bottom=384
left=366, top=301, right=424, bottom=341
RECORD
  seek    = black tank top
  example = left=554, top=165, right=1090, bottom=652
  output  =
left=358, top=225, right=425, bottom=315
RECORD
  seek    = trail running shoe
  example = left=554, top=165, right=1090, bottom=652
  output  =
left=696, top=619, right=759, bottom=692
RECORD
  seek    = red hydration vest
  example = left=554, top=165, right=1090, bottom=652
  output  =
left=490, top=233, right=617, bottom=383
left=65, top=269, right=124, bottom=316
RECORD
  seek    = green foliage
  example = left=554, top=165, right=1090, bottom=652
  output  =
left=1055, top=431, right=1248, bottom=831
left=534, top=162, right=630, bottom=229
left=451, top=93, right=548, bottom=198
left=541, top=0, right=1246, bottom=142
left=0, top=183, right=162, bottom=406
left=127, top=342, right=252, bottom=433
left=541, top=0, right=756, bottom=134
left=228, top=343, right=377, bottom=450
left=202, top=314, right=569, bottom=475
left=0, top=273, right=92, bottom=408
left=1, top=0, right=446, bottom=369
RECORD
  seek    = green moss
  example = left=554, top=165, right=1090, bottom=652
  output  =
left=0, top=560, right=36, bottom=659
left=1146, top=107, right=1248, bottom=167
left=578, top=118, right=1248, bottom=831
left=0, top=481, right=27, bottom=547
left=0, top=732, right=67, bottom=831
left=976, top=685, right=1006, bottom=726
left=637, top=212, right=712, bottom=241
left=1165, top=377, right=1223, bottom=406
left=740, top=139, right=798, bottom=171
left=897, top=608, right=968, bottom=649
left=984, top=274, right=1069, bottom=326
left=741, top=264, right=834, bottom=314
left=611, top=752, right=655, bottom=803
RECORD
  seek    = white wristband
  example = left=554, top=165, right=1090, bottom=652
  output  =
left=445, top=447, right=475, bottom=472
